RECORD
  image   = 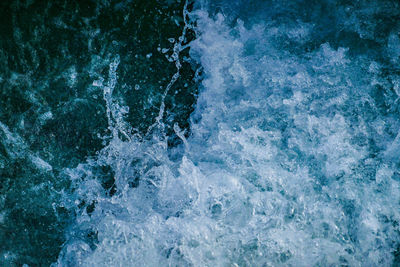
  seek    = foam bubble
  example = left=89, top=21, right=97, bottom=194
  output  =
left=56, top=1, right=400, bottom=266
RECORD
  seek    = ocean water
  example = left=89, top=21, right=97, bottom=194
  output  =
left=1, top=0, right=400, bottom=266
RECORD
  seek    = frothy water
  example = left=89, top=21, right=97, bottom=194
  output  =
left=0, top=1, right=195, bottom=265
left=46, top=0, right=400, bottom=266
left=0, top=0, right=397, bottom=266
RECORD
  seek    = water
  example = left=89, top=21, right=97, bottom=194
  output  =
left=1, top=0, right=400, bottom=266
left=0, top=0, right=196, bottom=265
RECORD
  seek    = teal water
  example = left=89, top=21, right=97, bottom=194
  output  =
left=1, top=0, right=400, bottom=266
left=0, top=0, right=197, bottom=265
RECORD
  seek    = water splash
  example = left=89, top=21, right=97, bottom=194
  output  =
left=55, top=0, right=400, bottom=266
left=148, top=0, right=195, bottom=136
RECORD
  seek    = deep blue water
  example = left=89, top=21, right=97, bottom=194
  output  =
left=1, top=0, right=400, bottom=266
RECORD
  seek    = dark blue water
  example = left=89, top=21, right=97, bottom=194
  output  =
left=1, top=0, right=400, bottom=266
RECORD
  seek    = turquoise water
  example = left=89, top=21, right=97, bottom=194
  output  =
left=0, top=0, right=196, bottom=265
left=1, top=0, right=400, bottom=266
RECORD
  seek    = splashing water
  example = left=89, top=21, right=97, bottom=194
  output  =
left=0, top=0, right=196, bottom=265
left=15, top=0, right=400, bottom=266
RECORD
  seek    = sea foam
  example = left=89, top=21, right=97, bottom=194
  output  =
left=55, top=1, right=400, bottom=266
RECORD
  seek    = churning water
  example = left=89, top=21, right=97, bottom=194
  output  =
left=1, top=0, right=400, bottom=266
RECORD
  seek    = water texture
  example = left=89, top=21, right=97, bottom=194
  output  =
left=1, top=0, right=400, bottom=266
left=0, top=0, right=196, bottom=265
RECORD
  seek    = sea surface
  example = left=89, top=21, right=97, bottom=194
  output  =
left=1, top=0, right=400, bottom=266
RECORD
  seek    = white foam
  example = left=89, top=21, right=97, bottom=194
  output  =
left=55, top=2, right=400, bottom=266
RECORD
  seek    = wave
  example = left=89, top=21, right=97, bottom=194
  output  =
left=54, top=0, right=400, bottom=266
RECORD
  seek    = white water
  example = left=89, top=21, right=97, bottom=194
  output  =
left=55, top=1, right=400, bottom=266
